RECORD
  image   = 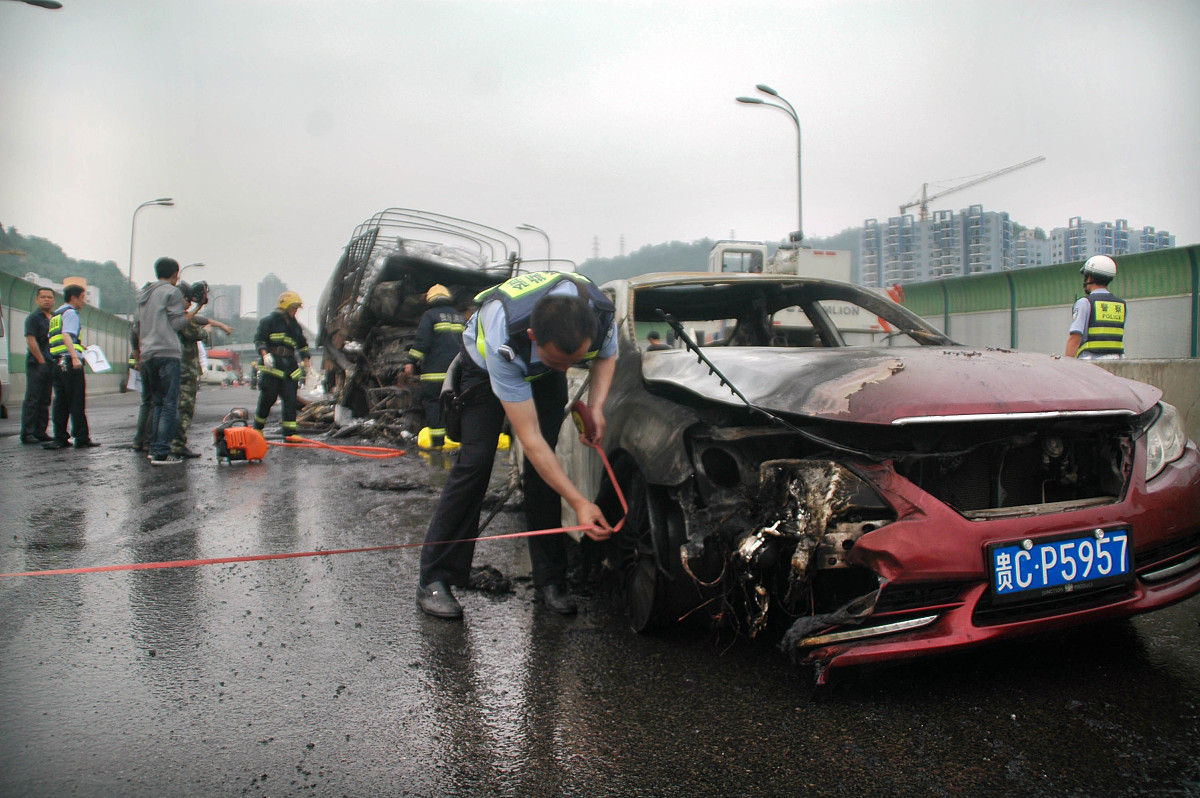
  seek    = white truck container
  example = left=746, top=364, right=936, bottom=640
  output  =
left=703, top=240, right=886, bottom=345
left=706, top=239, right=852, bottom=282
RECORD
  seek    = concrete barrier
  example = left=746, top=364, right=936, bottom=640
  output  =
left=1093, top=359, right=1200, bottom=445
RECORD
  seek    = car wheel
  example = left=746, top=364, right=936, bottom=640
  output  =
left=615, top=472, right=661, bottom=632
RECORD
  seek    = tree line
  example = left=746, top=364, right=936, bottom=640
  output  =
left=0, top=224, right=136, bottom=314
left=578, top=227, right=864, bottom=285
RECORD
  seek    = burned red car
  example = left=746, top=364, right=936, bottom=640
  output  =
left=563, top=272, right=1200, bottom=682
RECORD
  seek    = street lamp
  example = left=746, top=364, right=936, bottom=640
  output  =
left=516, top=223, right=551, bottom=269
left=179, top=261, right=205, bottom=279
left=736, top=83, right=803, bottom=243
left=128, top=197, right=174, bottom=304
left=2, top=0, right=64, bottom=8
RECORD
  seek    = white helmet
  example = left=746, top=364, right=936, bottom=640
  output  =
left=1080, top=255, right=1117, bottom=281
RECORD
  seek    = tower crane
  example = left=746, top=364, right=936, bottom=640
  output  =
left=900, top=156, right=1045, bottom=221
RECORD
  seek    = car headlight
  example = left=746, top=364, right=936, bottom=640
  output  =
left=1145, top=402, right=1187, bottom=481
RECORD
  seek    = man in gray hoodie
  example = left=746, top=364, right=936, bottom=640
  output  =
left=134, top=257, right=199, bottom=465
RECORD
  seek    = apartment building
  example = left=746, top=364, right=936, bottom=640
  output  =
left=860, top=210, right=1174, bottom=287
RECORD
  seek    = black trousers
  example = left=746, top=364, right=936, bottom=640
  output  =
left=254, top=366, right=299, bottom=435
left=420, top=382, right=446, bottom=435
left=20, top=361, right=54, bottom=438
left=50, top=363, right=89, bottom=443
left=419, top=366, right=569, bottom=590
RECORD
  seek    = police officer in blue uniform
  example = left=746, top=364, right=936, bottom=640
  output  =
left=1066, top=255, right=1126, bottom=360
left=43, top=284, right=99, bottom=449
left=416, top=271, right=616, bottom=620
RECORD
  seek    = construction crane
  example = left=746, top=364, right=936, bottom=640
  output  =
left=900, top=156, right=1045, bottom=221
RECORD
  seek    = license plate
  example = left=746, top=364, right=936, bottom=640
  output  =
left=988, top=528, right=1132, bottom=602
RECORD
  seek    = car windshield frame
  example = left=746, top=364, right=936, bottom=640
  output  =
left=627, top=275, right=955, bottom=349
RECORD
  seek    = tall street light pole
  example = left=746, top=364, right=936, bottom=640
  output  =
left=736, top=84, right=803, bottom=244
left=128, top=197, right=174, bottom=307
left=516, top=223, right=551, bottom=270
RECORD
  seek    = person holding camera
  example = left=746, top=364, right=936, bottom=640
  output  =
left=133, top=257, right=201, bottom=465
left=171, top=280, right=233, bottom=458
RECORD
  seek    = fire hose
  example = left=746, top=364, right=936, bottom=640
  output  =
left=1, top=402, right=626, bottom=578
left=270, top=436, right=406, bottom=459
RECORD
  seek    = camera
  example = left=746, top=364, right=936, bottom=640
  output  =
left=185, top=280, right=209, bottom=305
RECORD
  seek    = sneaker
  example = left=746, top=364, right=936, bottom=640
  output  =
left=75, top=440, right=101, bottom=449
left=150, top=453, right=184, bottom=466
left=416, top=581, right=463, bottom=620
left=172, top=447, right=202, bottom=459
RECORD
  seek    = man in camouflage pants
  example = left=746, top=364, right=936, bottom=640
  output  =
left=170, top=283, right=232, bottom=458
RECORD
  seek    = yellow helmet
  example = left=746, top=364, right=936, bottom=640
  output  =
left=426, top=284, right=451, bottom=303
left=277, top=291, right=303, bottom=310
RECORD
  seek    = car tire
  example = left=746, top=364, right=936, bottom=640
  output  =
left=615, top=472, right=661, bottom=632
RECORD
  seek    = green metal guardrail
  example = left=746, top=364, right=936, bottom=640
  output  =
left=900, top=245, right=1199, bottom=357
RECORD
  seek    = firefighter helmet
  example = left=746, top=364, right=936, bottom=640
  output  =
left=1080, top=255, right=1117, bottom=281
left=426, top=284, right=451, bottom=303
left=277, top=291, right=303, bottom=310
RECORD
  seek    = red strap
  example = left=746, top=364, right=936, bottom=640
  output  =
left=1, top=441, right=627, bottom=578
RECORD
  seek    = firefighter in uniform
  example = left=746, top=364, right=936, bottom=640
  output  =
left=254, top=291, right=311, bottom=437
left=404, top=284, right=466, bottom=449
left=416, top=271, right=616, bottom=621
left=1066, top=255, right=1126, bottom=360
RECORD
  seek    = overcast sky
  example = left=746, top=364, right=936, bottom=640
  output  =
left=2, top=0, right=1198, bottom=329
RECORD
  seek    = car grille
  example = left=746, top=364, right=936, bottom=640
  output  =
left=972, top=582, right=1135, bottom=626
left=890, top=421, right=1130, bottom=514
left=1136, top=532, right=1200, bottom=575
left=874, top=581, right=967, bottom=614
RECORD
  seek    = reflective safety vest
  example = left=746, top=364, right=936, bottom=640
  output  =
left=1077, top=292, right=1126, bottom=357
left=48, top=306, right=85, bottom=358
left=472, top=271, right=615, bottom=382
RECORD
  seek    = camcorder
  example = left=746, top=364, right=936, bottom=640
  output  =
left=185, top=280, right=209, bottom=305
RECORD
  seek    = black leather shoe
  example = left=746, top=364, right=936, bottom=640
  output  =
left=417, top=581, right=463, bottom=620
left=173, top=447, right=202, bottom=459
left=537, top=583, right=578, bottom=615
left=21, top=436, right=40, bottom=445
left=42, top=440, right=67, bottom=450
left=35, top=432, right=52, bottom=442
left=75, top=440, right=101, bottom=449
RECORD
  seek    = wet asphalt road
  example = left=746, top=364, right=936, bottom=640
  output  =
left=1, top=386, right=1199, bottom=798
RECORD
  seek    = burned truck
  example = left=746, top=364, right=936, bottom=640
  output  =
left=316, top=209, right=520, bottom=437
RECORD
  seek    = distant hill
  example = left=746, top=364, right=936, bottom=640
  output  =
left=579, top=227, right=864, bottom=284
left=0, top=225, right=133, bottom=314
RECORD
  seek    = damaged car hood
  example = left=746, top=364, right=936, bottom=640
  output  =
left=640, top=346, right=1161, bottom=424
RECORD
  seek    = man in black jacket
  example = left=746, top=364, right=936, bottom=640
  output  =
left=20, top=287, right=56, bottom=444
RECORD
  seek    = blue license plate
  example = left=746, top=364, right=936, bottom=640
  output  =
left=988, top=529, right=1132, bottom=602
